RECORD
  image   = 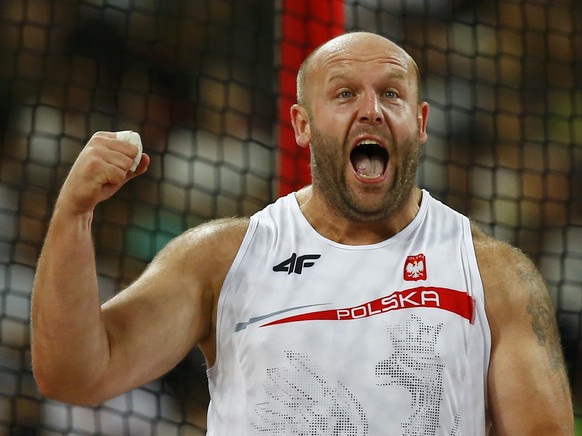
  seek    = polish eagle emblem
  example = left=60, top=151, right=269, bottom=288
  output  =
left=404, top=254, right=427, bottom=281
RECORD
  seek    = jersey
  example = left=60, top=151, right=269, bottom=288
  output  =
left=206, top=190, right=491, bottom=435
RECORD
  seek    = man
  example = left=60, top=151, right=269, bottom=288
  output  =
left=31, top=32, right=573, bottom=435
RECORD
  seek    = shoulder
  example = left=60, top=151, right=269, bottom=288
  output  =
left=149, top=217, right=250, bottom=284
left=470, top=222, right=557, bottom=343
left=170, top=216, right=250, bottom=258
left=470, top=221, right=548, bottom=304
left=183, top=216, right=251, bottom=243
left=470, top=222, right=525, bottom=275
left=470, top=222, right=545, bottom=296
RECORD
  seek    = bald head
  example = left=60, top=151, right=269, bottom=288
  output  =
left=296, top=32, right=421, bottom=109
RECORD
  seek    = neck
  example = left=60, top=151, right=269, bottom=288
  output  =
left=295, top=186, right=423, bottom=245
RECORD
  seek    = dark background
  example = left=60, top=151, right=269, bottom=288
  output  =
left=1, top=0, right=580, bottom=433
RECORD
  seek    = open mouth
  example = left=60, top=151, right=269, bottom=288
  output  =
left=350, top=140, right=389, bottom=179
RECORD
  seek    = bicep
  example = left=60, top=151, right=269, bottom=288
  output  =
left=93, top=218, right=248, bottom=400
left=98, top=241, right=213, bottom=398
left=94, top=218, right=249, bottom=397
left=482, top=242, right=573, bottom=434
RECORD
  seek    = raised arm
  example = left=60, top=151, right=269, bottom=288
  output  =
left=473, top=224, right=574, bottom=435
left=31, top=131, right=247, bottom=405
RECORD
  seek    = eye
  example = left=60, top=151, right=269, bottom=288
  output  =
left=384, top=90, right=398, bottom=99
left=338, top=90, right=353, bottom=99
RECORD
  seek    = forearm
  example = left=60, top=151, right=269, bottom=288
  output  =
left=31, top=206, right=110, bottom=403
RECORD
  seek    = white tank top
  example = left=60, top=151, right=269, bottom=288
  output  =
left=206, top=190, right=491, bottom=435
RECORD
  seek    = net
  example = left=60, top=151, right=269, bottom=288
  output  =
left=0, top=0, right=275, bottom=433
left=0, top=0, right=580, bottom=434
left=344, top=0, right=582, bottom=407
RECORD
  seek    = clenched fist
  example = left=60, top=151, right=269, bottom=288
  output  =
left=57, top=131, right=150, bottom=215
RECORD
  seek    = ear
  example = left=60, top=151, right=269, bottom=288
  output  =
left=417, top=101, right=430, bottom=144
left=290, top=104, right=311, bottom=148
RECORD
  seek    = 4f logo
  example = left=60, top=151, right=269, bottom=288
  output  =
left=273, top=253, right=321, bottom=275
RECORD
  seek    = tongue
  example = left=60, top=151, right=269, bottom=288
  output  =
left=352, top=152, right=385, bottom=178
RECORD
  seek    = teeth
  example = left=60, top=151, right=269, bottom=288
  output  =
left=357, top=140, right=379, bottom=146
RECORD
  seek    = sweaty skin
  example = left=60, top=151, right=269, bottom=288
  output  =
left=31, top=32, right=573, bottom=434
left=292, top=33, right=429, bottom=243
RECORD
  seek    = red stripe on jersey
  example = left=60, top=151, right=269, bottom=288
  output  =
left=261, top=287, right=475, bottom=327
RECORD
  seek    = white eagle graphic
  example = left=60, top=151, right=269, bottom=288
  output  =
left=406, top=260, right=425, bottom=279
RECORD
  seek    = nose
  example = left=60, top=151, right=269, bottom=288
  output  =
left=358, top=92, right=384, bottom=125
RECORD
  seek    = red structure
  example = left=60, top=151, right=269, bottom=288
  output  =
left=278, top=0, right=345, bottom=196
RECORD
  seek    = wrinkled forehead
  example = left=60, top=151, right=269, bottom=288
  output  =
left=305, top=33, right=418, bottom=95
left=318, top=34, right=410, bottom=67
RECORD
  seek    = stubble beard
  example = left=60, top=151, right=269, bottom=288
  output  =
left=309, top=127, right=421, bottom=223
